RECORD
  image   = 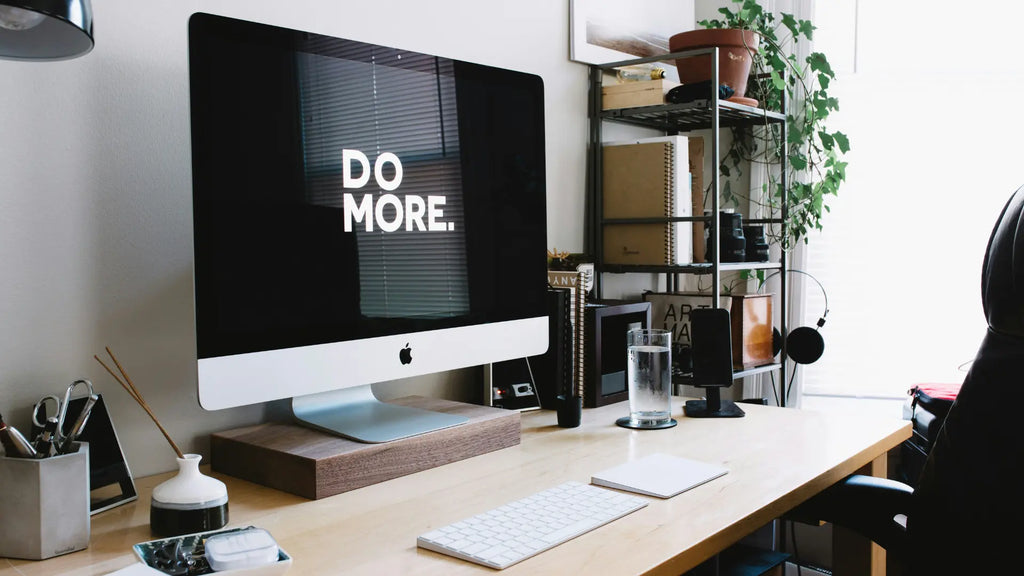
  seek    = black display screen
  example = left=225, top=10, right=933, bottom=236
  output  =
left=188, top=14, right=547, bottom=360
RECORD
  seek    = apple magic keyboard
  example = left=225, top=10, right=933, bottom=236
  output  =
left=416, top=481, right=647, bottom=569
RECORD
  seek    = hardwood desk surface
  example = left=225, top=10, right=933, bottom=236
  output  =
left=2, top=399, right=910, bottom=576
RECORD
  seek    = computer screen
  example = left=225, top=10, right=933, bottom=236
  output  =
left=188, top=13, right=549, bottom=442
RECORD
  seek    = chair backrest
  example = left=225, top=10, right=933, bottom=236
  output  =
left=908, top=186, right=1024, bottom=574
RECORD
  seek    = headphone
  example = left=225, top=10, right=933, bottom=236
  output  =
left=758, top=269, right=829, bottom=365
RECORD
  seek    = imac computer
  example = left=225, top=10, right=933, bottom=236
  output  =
left=187, top=13, right=549, bottom=443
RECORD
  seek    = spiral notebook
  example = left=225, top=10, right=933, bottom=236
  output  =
left=591, top=453, right=728, bottom=499
left=602, top=137, right=692, bottom=265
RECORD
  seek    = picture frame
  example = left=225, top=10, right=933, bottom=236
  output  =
left=583, top=300, right=652, bottom=408
left=31, top=394, right=137, bottom=514
left=570, top=0, right=695, bottom=72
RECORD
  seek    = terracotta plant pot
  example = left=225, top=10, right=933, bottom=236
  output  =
left=668, top=29, right=759, bottom=99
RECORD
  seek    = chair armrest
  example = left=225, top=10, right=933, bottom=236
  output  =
left=787, top=474, right=914, bottom=559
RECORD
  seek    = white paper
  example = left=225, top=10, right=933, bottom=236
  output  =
left=104, top=562, right=166, bottom=575
left=591, top=453, right=728, bottom=498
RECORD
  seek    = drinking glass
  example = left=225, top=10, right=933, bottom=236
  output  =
left=620, top=328, right=675, bottom=429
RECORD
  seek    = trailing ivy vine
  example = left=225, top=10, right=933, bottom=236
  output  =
left=701, top=0, right=849, bottom=246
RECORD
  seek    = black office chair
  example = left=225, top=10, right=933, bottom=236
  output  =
left=791, top=185, right=1024, bottom=575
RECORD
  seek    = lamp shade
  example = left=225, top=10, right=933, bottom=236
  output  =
left=0, top=0, right=93, bottom=60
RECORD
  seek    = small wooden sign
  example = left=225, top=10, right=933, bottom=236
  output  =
left=643, top=292, right=774, bottom=370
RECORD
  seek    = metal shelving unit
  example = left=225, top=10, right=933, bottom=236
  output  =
left=586, top=47, right=793, bottom=405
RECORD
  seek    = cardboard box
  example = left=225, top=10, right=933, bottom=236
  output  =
left=731, top=293, right=774, bottom=370
left=601, top=79, right=680, bottom=110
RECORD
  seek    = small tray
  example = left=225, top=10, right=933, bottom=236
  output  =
left=133, top=526, right=292, bottom=576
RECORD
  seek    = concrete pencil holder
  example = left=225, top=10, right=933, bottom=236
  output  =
left=0, top=443, right=90, bottom=560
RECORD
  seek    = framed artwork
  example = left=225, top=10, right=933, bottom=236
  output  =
left=570, top=0, right=695, bottom=68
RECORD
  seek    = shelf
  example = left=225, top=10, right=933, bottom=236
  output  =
left=673, top=363, right=782, bottom=386
left=598, top=261, right=781, bottom=275
left=599, top=98, right=785, bottom=132
left=587, top=50, right=793, bottom=406
left=602, top=216, right=785, bottom=225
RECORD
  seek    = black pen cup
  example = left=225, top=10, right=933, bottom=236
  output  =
left=556, top=395, right=583, bottom=428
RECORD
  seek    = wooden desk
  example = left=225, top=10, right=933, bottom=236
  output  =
left=1, top=399, right=910, bottom=576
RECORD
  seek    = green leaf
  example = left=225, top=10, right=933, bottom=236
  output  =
left=819, top=131, right=835, bottom=151
left=799, top=20, right=816, bottom=40
left=833, top=132, right=850, bottom=153
left=789, top=154, right=808, bottom=171
left=743, top=1, right=764, bottom=23
left=813, top=98, right=829, bottom=118
left=834, top=161, right=848, bottom=179
left=770, top=70, right=786, bottom=91
left=808, top=53, right=834, bottom=77
left=781, top=13, right=799, bottom=38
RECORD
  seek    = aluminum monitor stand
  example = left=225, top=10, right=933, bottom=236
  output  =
left=291, top=385, right=469, bottom=443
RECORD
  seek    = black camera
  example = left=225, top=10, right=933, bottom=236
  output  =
left=705, top=210, right=746, bottom=262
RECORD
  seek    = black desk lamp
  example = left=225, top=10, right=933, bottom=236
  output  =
left=0, top=0, right=93, bottom=60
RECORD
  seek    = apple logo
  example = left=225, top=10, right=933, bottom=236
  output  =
left=399, top=343, right=413, bottom=365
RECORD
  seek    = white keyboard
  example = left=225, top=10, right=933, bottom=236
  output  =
left=416, top=481, right=647, bottom=569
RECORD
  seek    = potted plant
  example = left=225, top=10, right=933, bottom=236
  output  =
left=691, top=0, right=849, bottom=247
left=669, top=28, right=759, bottom=102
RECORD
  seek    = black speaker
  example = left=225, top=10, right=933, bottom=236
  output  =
left=533, top=288, right=573, bottom=409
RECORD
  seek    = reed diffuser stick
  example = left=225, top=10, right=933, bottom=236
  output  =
left=94, top=348, right=184, bottom=459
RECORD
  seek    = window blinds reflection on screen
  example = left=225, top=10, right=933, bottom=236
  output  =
left=297, top=49, right=469, bottom=320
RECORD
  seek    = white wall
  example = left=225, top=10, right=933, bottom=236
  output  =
left=0, top=0, right=590, bottom=476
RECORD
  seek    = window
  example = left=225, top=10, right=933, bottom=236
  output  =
left=800, top=1, right=1024, bottom=398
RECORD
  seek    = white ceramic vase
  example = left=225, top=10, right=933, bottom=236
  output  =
left=150, top=453, right=229, bottom=537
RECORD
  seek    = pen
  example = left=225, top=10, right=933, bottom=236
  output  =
left=1, top=413, right=39, bottom=459
left=33, top=416, right=58, bottom=458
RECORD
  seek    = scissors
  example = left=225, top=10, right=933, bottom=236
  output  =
left=32, top=379, right=95, bottom=454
